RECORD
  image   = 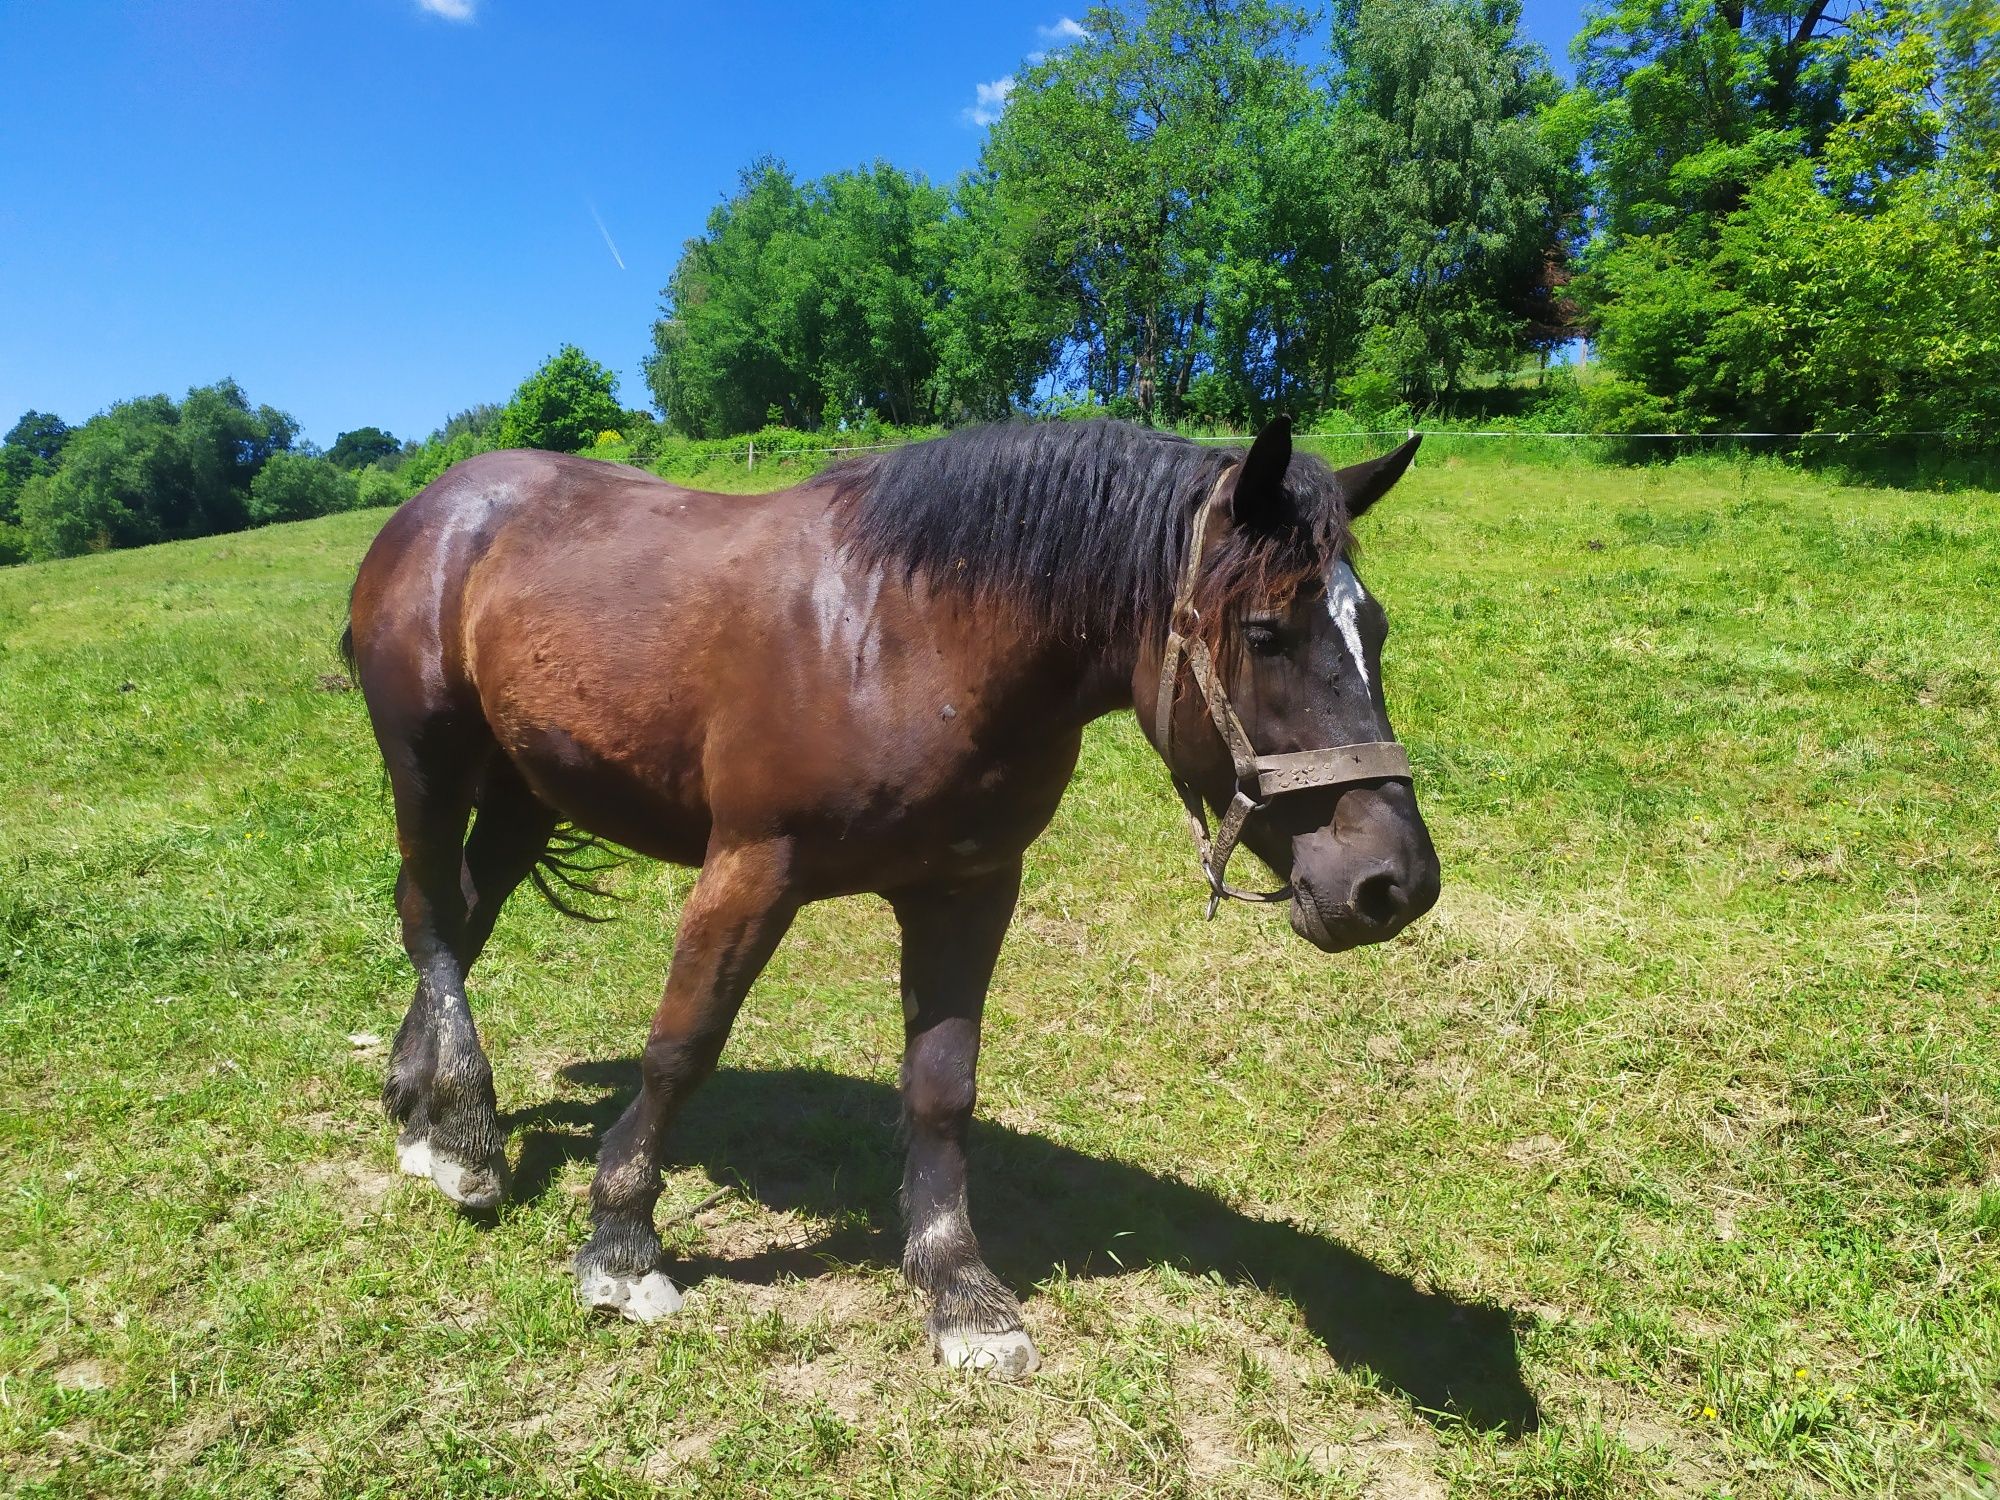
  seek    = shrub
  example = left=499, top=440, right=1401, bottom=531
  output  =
left=246, top=453, right=358, bottom=524
left=496, top=346, right=622, bottom=454
left=355, top=466, right=411, bottom=510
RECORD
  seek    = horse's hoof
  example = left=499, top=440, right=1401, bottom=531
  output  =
left=577, top=1265, right=684, bottom=1323
left=397, top=1133, right=506, bottom=1209
left=935, top=1327, right=1040, bottom=1379
left=395, top=1133, right=433, bottom=1178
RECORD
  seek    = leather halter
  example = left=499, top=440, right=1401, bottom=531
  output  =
left=1153, top=466, right=1413, bottom=918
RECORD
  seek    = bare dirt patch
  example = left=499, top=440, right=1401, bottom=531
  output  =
left=52, top=1359, right=111, bottom=1392
left=299, top=1155, right=398, bottom=1218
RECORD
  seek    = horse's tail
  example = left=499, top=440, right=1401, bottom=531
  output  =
left=530, top=825, right=625, bottom=923
left=337, top=559, right=361, bottom=679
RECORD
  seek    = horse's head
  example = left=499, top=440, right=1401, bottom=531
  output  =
left=1143, top=419, right=1440, bottom=953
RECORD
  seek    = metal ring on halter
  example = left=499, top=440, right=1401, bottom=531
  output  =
left=1154, top=465, right=1414, bottom=918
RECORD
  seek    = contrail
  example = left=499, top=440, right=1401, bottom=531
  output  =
left=587, top=199, right=625, bottom=270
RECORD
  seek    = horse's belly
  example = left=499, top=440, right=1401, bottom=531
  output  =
left=516, top=732, right=711, bottom=864
left=485, top=679, right=713, bottom=866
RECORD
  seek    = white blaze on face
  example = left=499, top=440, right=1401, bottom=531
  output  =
left=1328, top=559, right=1371, bottom=692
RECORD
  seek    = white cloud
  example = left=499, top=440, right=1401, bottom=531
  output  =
left=963, top=76, right=1014, bottom=127
left=1037, top=16, right=1088, bottom=42
left=417, top=0, right=476, bottom=20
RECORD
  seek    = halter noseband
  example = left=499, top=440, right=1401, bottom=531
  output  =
left=1153, top=465, right=1413, bottom=918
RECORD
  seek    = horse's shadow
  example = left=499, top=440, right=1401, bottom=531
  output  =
left=505, top=1061, right=1540, bottom=1436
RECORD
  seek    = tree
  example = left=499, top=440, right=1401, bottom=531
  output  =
left=1579, top=0, right=2000, bottom=437
left=646, top=160, right=967, bottom=435
left=648, top=160, right=807, bottom=436
left=1330, top=0, right=1577, bottom=402
left=18, top=397, right=194, bottom=558
left=925, top=172, right=1066, bottom=422
left=1573, top=0, right=1848, bottom=243
left=430, top=403, right=504, bottom=445
left=327, top=426, right=402, bottom=470
left=2, top=410, right=73, bottom=531
left=177, top=379, right=297, bottom=535
left=402, top=429, right=496, bottom=492
left=497, top=345, right=623, bottom=453
left=247, top=452, right=359, bottom=523
left=5, top=411, right=70, bottom=465
left=980, top=0, right=1327, bottom=423
left=14, top=381, right=299, bottom=560
left=801, top=164, right=954, bottom=427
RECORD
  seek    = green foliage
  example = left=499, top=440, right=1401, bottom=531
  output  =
left=923, top=172, right=1064, bottom=421
left=429, top=402, right=504, bottom=445
left=4, top=410, right=70, bottom=466
left=1, top=411, right=71, bottom=530
left=326, top=426, right=402, bottom=471
left=617, top=408, right=663, bottom=461
left=652, top=0, right=1572, bottom=432
left=178, top=380, right=297, bottom=524
left=246, top=452, right=359, bottom=524
left=646, top=160, right=986, bottom=435
left=982, top=0, right=1342, bottom=422
left=1578, top=0, right=2000, bottom=441
left=16, top=385, right=292, bottom=560
left=400, top=429, right=495, bottom=493
left=496, top=345, right=623, bottom=454
left=3, top=382, right=328, bottom=561
left=1331, top=0, right=1577, bottom=402
left=354, top=465, right=411, bottom=510
left=1572, top=0, right=1846, bottom=242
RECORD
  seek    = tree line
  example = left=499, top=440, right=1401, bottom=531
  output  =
left=8, top=0, right=1993, bottom=565
left=0, top=347, right=634, bottom=564
left=648, top=0, right=1997, bottom=443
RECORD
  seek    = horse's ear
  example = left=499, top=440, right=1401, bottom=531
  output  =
left=1229, top=415, right=1296, bottom=534
left=1333, top=434, right=1420, bottom=518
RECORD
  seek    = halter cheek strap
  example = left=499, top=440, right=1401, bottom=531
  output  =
left=1153, top=466, right=1413, bottom=918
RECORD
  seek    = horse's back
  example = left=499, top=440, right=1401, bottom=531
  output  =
left=349, top=449, right=815, bottom=859
left=348, top=447, right=1079, bottom=885
left=351, top=448, right=735, bottom=696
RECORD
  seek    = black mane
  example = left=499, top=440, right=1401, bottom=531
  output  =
left=827, top=419, right=1354, bottom=642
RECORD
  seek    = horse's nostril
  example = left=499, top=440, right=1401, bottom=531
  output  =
left=1353, top=872, right=1401, bottom=926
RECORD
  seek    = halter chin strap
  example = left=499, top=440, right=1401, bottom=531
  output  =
left=1153, top=465, right=1413, bottom=918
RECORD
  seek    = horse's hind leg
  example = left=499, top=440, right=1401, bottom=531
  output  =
left=382, top=740, right=548, bottom=1208
left=574, top=840, right=798, bottom=1320
left=891, top=862, right=1039, bottom=1377
left=458, top=760, right=561, bottom=968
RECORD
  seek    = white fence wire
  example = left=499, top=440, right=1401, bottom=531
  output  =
left=728, top=426, right=1968, bottom=467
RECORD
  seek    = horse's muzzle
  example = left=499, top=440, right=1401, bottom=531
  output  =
left=1288, top=850, right=1441, bottom=953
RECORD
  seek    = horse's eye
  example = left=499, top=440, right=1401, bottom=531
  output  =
left=1243, top=622, right=1284, bottom=656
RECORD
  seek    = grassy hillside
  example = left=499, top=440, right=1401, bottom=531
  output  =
left=1, top=452, right=1996, bottom=1497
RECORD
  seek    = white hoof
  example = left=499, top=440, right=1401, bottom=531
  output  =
left=578, top=1266, right=684, bottom=1324
left=396, top=1134, right=504, bottom=1208
left=936, top=1328, right=1041, bottom=1379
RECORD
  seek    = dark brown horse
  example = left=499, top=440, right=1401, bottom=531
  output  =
left=343, top=416, right=1439, bottom=1375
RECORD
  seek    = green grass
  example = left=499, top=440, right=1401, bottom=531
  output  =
left=2, top=450, right=1997, bottom=1497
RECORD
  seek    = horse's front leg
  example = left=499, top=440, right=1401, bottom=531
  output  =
left=574, top=839, right=798, bottom=1321
left=891, top=862, right=1040, bottom=1377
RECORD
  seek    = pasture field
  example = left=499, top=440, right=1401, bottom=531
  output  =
left=1, top=450, right=1996, bottom=1498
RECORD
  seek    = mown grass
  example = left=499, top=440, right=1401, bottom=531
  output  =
left=1, top=449, right=1996, bottom=1497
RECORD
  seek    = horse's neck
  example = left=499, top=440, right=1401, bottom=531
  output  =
left=1034, top=620, right=1149, bottom=728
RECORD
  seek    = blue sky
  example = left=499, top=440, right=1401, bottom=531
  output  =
left=0, top=0, right=1586, bottom=447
